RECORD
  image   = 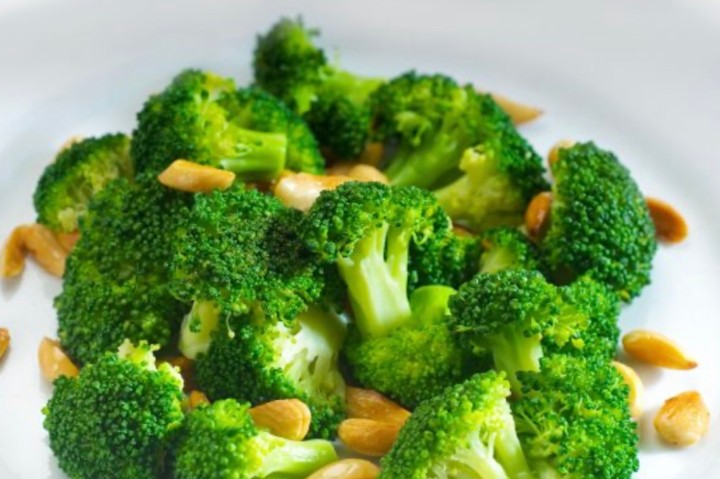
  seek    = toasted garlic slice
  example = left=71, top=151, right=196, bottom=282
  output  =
left=338, top=418, right=402, bottom=457
left=547, top=139, right=576, bottom=169
left=654, top=391, right=709, bottom=447
left=1, top=226, right=29, bottom=278
left=622, top=330, right=697, bottom=370
left=274, top=172, right=353, bottom=212
left=612, top=361, right=644, bottom=419
left=23, top=224, right=67, bottom=277
left=525, top=192, right=552, bottom=241
left=158, top=160, right=236, bottom=193
left=489, top=92, right=543, bottom=125
left=187, top=390, right=210, bottom=410
left=55, top=231, right=80, bottom=253
left=348, top=164, right=389, bottom=184
left=249, top=399, right=312, bottom=441
left=358, top=142, right=385, bottom=167
left=306, top=459, right=380, bottom=479
left=38, top=338, right=78, bottom=381
left=0, top=328, right=9, bottom=360
left=346, top=387, right=411, bottom=425
left=646, top=197, right=688, bottom=244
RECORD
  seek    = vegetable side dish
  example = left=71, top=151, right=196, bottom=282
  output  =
left=0, top=16, right=704, bottom=479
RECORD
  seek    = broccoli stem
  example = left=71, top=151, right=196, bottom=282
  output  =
left=338, top=223, right=412, bottom=338
left=494, top=426, right=532, bottom=478
left=255, top=433, right=338, bottom=477
left=218, top=129, right=288, bottom=181
left=178, top=301, right=221, bottom=360
left=385, top=136, right=462, bottom=189
left=452, top=434, right=510, bottom=479
left=488, top=330, right=543, bottom=394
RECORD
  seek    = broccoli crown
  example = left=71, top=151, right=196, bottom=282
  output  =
left=540, top=142, right=657, bottom=300
left=56, top=177, right=190, bottom=364
left=301, top=181, right=447, bottom=338
left=195, top=307, right=347, bottom=439
left=233, top=87, right=325, bottom=173
left=33, top=133, right=133, bottom=233
left=43, top=342, right=184, bottom=479
left=380, top=371, right=530, bottom=479
left=479, top=227, right=539, bottom=274
left=433, top=111, right=549, bottom=231
left=550, top=276, right=621, bottom=360
left=409, top=230, right=481, bottom=292
left=170, top=187, right=328, bottom=321
left=370, top=71, right=487, bottom=189
left=449, top=269, right=588, bottom=392
left=347, top=285, right=482, bottom=408
left=303, top=91, right=371, bottom=160
left=132, top=69, right=289, bottom=179
left=253, top=17, right=329, bottom=113
left=174, top=399, right=338, bottom=479
left=514, top=354, right=639, bottom=478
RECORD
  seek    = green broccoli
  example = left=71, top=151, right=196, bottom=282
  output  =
left=449, top=269, right=589, bottom=392
left=170, top=187, right=346, bottom=438
left=409, top=229, right=482, bottom=292
left=300, top=181, right=447, bottom=338
left=132, top=70, right=323, bottom=178
left=380, top=371, right=530, bottom=479
left=254, top=17, right=384, bottom=159
left=369, top=71, right=485, bottom=189
left=194, top=307, right=346, bottom=439
left=539, top=142, right=657, bottom=300
left=56, top=177, right=190, bottom=364
left=433, top=96, right=548, bottom=231
left=346, top=285, right=480, bottom=408
left=479, top=227, right=538, bottom=274
left=513, top=354, right=639, bottom=478
left=43, top=341, right=184, bottom=479
left=173, top=399, right=337, bottom=479
left=33, top=133, right=133, bottom=233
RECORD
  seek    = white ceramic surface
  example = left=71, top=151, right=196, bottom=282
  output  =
left=1, top=0, right=719, bottom=477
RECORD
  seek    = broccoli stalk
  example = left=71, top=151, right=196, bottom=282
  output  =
left=337, top=221, right=412, bottom=337
left=178, top=300, right=221, bottom=360
left=380, top=371, right=530, bottom=479
left=174, top=399, right=337, bottom=479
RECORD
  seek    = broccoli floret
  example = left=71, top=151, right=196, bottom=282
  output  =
left=449, top=269, right=589, bottom=392
left=43, top=341, right=184, bottom=479
left=479, top=227, right=538, bottom=273
left=514, top=354, right=639, bottom=478
left=369, top=71, right=486, bottom=189
left=56, top=177, right=190, bottom=364
left=194, top=307, right=346, bottom=439
left=133, top=69, right=317, bottom=179
left=539, top=142, right=657, bottom=300
left=433, top=95, right=548, bottom=231
left=301, top=181, right=446, bottom=338
left=254, top=18, right=384, bottom=159
left=347, top=285, right=481, bottom=408
left=552, top=276, right=621, bottom=360
left=33, top=133, right=133, bottom=233
left=174, top=399, right=337, bottom=479
left=380, top=371, right=530, bottom=479
left=409, top=229, right=482, bottom=291
left=171, top=187, right=329, bottom=322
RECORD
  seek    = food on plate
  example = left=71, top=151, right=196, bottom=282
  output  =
left=0, top=14, right=703, bottom=479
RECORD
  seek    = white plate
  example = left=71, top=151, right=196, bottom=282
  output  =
left=1, top=0, right=719, bottom=477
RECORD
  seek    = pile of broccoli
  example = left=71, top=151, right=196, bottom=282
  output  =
left=35, top=16, right=660, bottom=479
